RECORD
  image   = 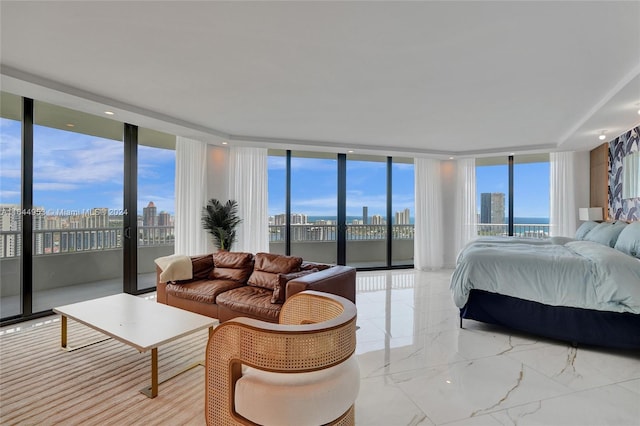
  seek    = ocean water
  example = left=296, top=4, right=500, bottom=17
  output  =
left=305, top=216, right=550, bottom=225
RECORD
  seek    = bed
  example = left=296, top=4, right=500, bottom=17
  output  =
left=450, top=221, right=640, bottom=350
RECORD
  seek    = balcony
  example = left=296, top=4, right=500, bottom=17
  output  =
left=268, top=224, right=415, bottom=266
left=0, top=226, right=174, bottom=319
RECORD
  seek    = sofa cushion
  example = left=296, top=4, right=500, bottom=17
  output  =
left=247, top=253, right=303, bottom=290
left=272, top=269, right=318, bottom=304
left=166, top=279, right=245, bottom=304
left=216, top=286, right=281, bottom=322
left=210, top=251, right=254, bottom=283
left=191, top=254, right=215, bottom=280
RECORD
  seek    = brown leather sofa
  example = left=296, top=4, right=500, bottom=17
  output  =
left=156, top=251, right=356, bottom=323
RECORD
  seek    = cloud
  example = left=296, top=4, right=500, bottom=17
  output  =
left=33, top=182, right=79, bottom=191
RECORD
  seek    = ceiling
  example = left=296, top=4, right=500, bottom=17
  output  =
left=1, top=1, right=639, bottom=158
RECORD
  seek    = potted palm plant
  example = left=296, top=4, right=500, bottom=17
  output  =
left=201, top=199, right=242, bottom=251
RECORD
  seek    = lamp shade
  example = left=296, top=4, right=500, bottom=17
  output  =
left=578, top=207, right=603, bottom=221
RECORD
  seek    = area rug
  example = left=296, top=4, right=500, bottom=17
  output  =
left=0, top=315, right=208, bottom=425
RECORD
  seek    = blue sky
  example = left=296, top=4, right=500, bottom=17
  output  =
left=0, top=118, right=175, bottom=215
left=2, top=116, right=549, bottom=219
left=267, top=156, right=415, bottom=218
left=268, top=156, right=550, bottom=219
left=476, top=163, right=550, bottom=218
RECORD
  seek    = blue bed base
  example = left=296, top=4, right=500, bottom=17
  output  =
left=460, top=290, right=640, bottom=350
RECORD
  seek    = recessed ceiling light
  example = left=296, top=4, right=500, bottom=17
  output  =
left=598, top=130, right=607, bottom=141
left=221, top=141, right=228, bottom=145
left=104, top=111, right=115, bottom=115
left=509, top=152, right=515, bottom=156
left=347, top=150, right=354, bottom=153
left=66, top=123, right=75, bottom=128
left=449, top=156, right=454, bottom=160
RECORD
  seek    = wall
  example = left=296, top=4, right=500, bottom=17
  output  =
left=609, top=126, right=640, bottom=221
left=205, top=145, right=230, bottom=252
left=574, top=150, right=591, bottom=224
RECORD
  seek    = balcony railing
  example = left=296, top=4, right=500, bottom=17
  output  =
left=0, top=226, right=174, bottom=258
left=2, top=222, right=549, bottom=258
left=269, top=224, right=415, bottom=242
left=476, top=223, right=550, bottom=239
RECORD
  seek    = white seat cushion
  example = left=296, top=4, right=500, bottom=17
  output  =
left=235, top=354, right=360, bottom=426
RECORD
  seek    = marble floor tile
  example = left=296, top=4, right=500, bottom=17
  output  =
left=353, top=269, right=640, bottom=426
left=355, top=375, right=432, bottom=426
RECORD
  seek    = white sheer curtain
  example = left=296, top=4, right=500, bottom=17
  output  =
left=228, top=146, right=269, bottom=253
left=174, top=136, right=209, bottom=255
left=414, top=158, right=444, bottom=270
left=454, top=158, right=477, bottom=258
left=550, top=151, right=577, bottom=237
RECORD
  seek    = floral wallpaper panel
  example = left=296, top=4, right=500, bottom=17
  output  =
left=608, top=126, right=639, bottom=221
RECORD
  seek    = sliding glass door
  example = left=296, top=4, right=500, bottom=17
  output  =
left=392, top=158, right=414, bottom=266
left=0, top=94, right=178, bottom=324
left=346, top=155, right=387, bottom=268
left=32, top=100, right=124, bottom=312
left=267, top=150, right=415, bottom=269
left=137, top=128, right=176, bottom=291
left=0, top=92, right=23, bottom=318
left=289, top=151, right=337, bottom=264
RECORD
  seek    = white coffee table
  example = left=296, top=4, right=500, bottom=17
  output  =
left=53, top=293, right=217, bottom=398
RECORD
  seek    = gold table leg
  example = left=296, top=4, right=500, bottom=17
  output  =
left=58, top=316, right=110, bottom=352
left=61, top=315, right=67, bottom=348
left=139, top=329, right=212, bottom=398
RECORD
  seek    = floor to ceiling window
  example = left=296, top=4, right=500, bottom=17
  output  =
left=32, top=100, right=125, bottom=312
left=0, top=92, right=23, bottom=318
left=476, top=154, right=550, bottom=238
left=267, top=150, right=415, bottom=269
left=0, top=94, right=178, bottom=324
left=514, top=154, right=550, bottom=237
left=289, top=151, right=338, bottom=264
left=267, top=150, right=287, bottom=255
left=137, top=128, right=176, bottom=291
left=476, top=157, right=510, bottom=236
left=391, top=158, right=414, bottom=266
left=346, top=155, right=387, bottom=268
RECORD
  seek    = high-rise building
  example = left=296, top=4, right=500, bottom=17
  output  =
left=291, top=213, right=308, bottom=225
left=87, top=208, right=109, bottom=228
left=273, top=213, right=308, bottom=226
left=371, top=214, right=384, bottom=225
left=395, top=208, right=410, bottom=225
left=362, top=206, right=368, bottom=225
left=143, top=202, right=157, bottom=227
left=480, top=193, right=505, bottom=224
left=158, top=211, right=171, bottom=226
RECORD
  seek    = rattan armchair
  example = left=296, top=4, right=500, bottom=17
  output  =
left=205, top=290, right=359, bottom=426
